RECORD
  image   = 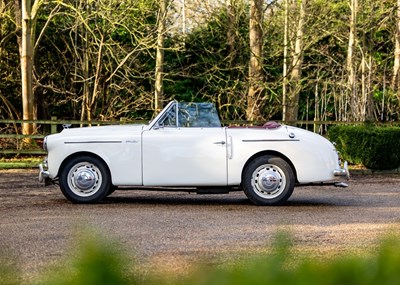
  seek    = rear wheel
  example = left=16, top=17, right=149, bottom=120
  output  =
left=243, top=155, right=295, bottom=206
left=59, top=155, right=111, bottom=203
left=106, top=185, right=117, bottom=197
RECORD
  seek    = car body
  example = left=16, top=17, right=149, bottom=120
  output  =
left=39, top=101, right=349, bottom=205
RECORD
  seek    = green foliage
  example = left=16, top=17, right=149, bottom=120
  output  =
left=328, top=125, right=400, bottom=170
left=4, top=231, right=400, bottom=285
left=30, top=0, right=160, bottom=120
left=184, top=235, right=400, bottom=285
left=1, top=0, right=400, bottom=122
left=38, top=231, right=134, bottom=285
left=0, top=158, right=43, bottom=169
left=0, top=258, right=20, bottom=285
left=165, top=4, right=251, bottom=120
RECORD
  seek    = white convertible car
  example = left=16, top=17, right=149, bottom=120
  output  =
left=39, top=101, right=349, bottom=205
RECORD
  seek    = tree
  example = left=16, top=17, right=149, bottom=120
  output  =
left=15, top=0, right=60, bottom=134
left=18, top=0, right=42, bottom=135
left=36, top=0, right=160, bottom=121
left=247, top=0, right=264, bottom=121
left=346, top=0, right=357, bottom=121
left=155, top=0, right=168, bottom=112
left=282, top=0, right=289, bottom=121
left=392, top=0, right=400, bottom=98
left=2, top=0, right=400, bottom=129
left=283, top=0, right=307, bottom=123
left=0, top=0, right=20, bottom=121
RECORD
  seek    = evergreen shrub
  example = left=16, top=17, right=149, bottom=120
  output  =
left=328, top=125, right=400, bottom=170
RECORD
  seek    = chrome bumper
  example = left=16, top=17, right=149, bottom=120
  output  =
left=38, top=163, right=49, bottom=182
left=39, top=160, right=53, bottom=185
left=333, top=161, right=350, bottom=179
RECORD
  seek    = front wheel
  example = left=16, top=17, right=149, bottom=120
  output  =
left=59, top=155, right=111, bottom=203
left=243, top=155, right=295, bottom=206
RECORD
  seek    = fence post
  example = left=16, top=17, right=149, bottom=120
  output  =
left=313, top=118, right=319, bottom=134
left=51, top=116, right=57, bottom=134
left=120, top=117, right=127, bottom=124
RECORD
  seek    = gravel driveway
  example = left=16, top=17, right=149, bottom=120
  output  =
left=1, top=169, right=400, bottom=281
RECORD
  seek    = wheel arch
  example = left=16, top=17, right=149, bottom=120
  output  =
left=58, top=151, right=111, bottom=180
left=241, top=150, right=298, bottom=184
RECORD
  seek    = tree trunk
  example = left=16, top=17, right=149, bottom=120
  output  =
left=21, top=0, right=34, bottom=135
left=360, top=28, right=374, bottom=121
left=366, top=55, right=374, bottom=121
left=182, top=0, right=186, bottom=34
left=80, top=0, right=90, bottom=122
left=282, top=0, right=289, bottom=121
left=247, top=0, right=263, bottom=121
left=16, top=0, right=41, bottom=135
left=155, top=0, right=167, bottom=112
left=227, top=0, right=236, bottom=58
left=284, top=0, right=306, bottom=123
left=392, top=0, right=400, bottom=99
left=347, top=0, right=357, bottom=121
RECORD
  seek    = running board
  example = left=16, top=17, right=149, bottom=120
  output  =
left=297, top=181, right=349, bottom=188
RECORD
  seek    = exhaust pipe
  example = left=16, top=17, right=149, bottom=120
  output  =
left=334, top=182, right=348, bottom=188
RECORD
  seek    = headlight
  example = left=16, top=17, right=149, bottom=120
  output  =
left=43, top=136, right=48, bottom=151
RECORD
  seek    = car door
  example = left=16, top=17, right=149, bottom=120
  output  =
left=142, top=127, right=227, bottom=186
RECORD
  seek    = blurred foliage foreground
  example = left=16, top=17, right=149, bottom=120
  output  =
left=2, top=231, right=400, bottom=285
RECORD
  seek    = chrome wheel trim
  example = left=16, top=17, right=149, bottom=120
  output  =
left=67, top=162, right=102, bottom=197
left=251, top=164, right=286, bottom=199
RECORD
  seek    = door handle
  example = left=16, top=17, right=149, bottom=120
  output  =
left=213, top=141, right=226, bottom=145
left=228, top=136, right=233, bottom=159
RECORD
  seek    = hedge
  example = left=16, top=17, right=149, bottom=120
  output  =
left=328, top=125, right=400, bottom=170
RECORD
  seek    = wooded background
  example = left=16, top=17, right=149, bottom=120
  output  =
left=1, top=0, right=400, bottom=135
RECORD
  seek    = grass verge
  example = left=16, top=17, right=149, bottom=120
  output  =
left=0, top=157, right=43, bottom=169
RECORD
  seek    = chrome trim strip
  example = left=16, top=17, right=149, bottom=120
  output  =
left=148, top=101, right=176, bottom=130
left=64, top=141, right=123, bottom=144
left=242, top=139, right=300, bottom=142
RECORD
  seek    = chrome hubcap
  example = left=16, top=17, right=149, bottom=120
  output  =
left=67, top=162, right=102, bottom=197
left=252, top=164, right=286, bottom=199
left=74, top=168, right=96, bottom=190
